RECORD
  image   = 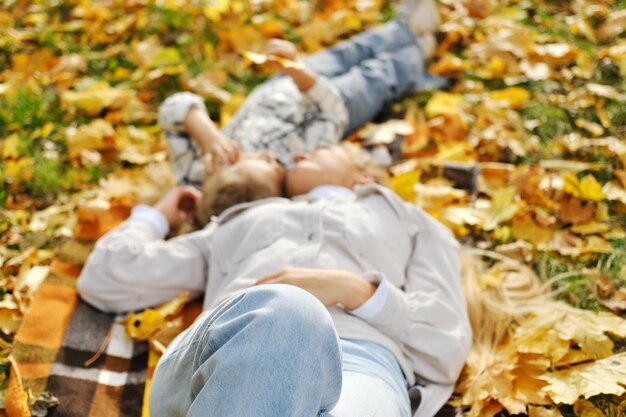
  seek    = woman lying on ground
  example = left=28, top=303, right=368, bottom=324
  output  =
left=78, top=142, right=472, bottom=417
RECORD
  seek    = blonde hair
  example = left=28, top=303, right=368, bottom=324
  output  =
left=340, top=142, right=389, bottom=186
left=197, top=168, right=278, bottom=226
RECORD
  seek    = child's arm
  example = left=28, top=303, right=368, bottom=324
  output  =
left=265, top=39, right=317, bottom=92
left=159, top=92, right=239, bottom=176
left=183, top=107, right=240, bottom=173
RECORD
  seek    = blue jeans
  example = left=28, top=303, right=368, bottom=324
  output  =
left=150, top=285, right=410, bottom=417
left=305, top=19, right=445, bottom=136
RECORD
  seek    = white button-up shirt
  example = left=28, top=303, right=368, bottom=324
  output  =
left=78, top=184, right=471, bottom=417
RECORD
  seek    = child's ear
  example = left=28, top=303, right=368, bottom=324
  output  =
left=353, top=173, right=375, bottom=186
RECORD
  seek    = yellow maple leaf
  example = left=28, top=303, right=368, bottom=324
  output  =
left=540, top=352, right=626, bottom=404
left=556, top=316, right=614, bottom=360
left=511, top=211, right=554, bottom=246
left=570, top=222, right=611, bottom=235
left=487, top=87, right=531, bottom=110
left=126, top=309, right=165, bottom=341
left=220, top=94, right=246, bottom=127
left=482, top=186, right=519, bottom=231
left=517, top=304, right=626, bottom=361
left=563, top=174, right=606, bottom=202
left=390, top=170, right=421, bottom=202
left=425, top=92, right=464, bottom=119
left=61, top=81, right=129, bottom=116
left=125, top=292, right=189, bottom=341
left=65, top=119, right=115, bottom=153
left=1, top=133, right=20, bottom=159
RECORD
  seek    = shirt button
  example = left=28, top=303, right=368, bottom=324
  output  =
left=307, top=233, right=315, bottom=241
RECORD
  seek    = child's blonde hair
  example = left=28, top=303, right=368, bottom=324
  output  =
left=197, top=168, right=278, bottom=226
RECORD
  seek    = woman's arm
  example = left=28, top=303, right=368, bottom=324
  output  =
left=255, top=268, right=376, bottom=310
left=77, top=187, right=212, bottom=313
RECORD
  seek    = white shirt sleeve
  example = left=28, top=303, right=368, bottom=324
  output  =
left=130, top=204, right=170, bottom=238
left=158, top=92, right=208, bottom=134
left=348, top=272, right=389, bottom=321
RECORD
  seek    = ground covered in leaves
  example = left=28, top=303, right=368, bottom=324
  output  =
left=1, top=0, right=625, bottom=416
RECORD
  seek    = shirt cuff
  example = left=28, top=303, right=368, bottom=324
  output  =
left=302, top=76, right=338, bottom=106
left=158, top=92, right=207, bottom=133
left=130, top=205, right=170, bottom=239
left=349, top=272, right=390, bottom=321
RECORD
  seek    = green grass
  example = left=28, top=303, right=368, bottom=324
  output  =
left=531, top=239, right=626, bottom=312
left=27, top=156, right=70, bottom=198
left=0, top=87, right=61, bottom=138
left=522, top=103, right=573, bottom=142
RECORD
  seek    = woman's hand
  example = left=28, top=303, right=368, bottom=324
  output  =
left=155, top=186, right=202, bottom=228
left=256, top=268, right=376, bottom=310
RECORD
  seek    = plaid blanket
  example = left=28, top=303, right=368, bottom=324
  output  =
left=11, top=260, right=155, bottom=417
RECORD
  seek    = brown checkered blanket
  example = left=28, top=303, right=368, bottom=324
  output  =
left=11, top=261, right=171, bottom=417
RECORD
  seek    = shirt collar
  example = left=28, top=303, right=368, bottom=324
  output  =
left=307, top=185, right=354, bottom=200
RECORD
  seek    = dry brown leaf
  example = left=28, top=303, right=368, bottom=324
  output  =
left=594, top=275, right=626, bottom=314
left=516, top=166, right=554, bottom=208
left=6, top=355, right=30, bottom=417
left=614, top=169, right=626, bottom=189
left=597, top=10, right=626, bottom=41
left=548, top=231, right=584, bottom=257
left=428, top=55, right=466, bottom=74
left=182, top=72, right=231, bottom=103
left=74, top=197, right=133, bottom=241
left=358, top=120, right=413, bottom=145
left=429, top=114, right=467, bottom=143
left=479, top=162, right=516, bottom=193
left=573, top=399, right=607, bottom=417
left=559, top=196, right=594, bottom=224
left=401, top=103, right=430, bottom=157
left=528, top=406, right=563, bottom=417
left=495, top=240, right=534, bottom=263
left=511, top=210, right=554, bottom=246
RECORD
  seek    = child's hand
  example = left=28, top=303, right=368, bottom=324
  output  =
left=155, top=186, right=202, bottom=228
left=203, top=136, right=240, bottom=174
left=265, top=39, right=297, bottom=61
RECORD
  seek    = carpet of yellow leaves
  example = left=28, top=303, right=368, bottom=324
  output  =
left=0, top=0, right=625, bottom=416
